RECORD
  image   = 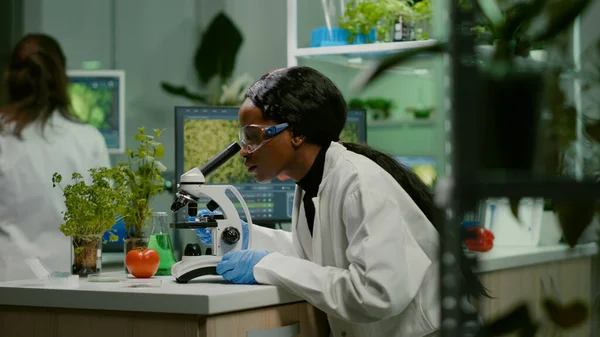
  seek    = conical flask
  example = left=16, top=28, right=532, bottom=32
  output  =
left=147, top=212, right=177, bottom=276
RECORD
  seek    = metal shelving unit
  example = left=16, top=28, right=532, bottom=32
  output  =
left=440, top=1, right=599, bottom=337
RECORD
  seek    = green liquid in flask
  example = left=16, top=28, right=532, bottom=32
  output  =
left=148, top=233, right=177, bottom=276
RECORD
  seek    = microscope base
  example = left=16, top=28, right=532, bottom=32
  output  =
left=171, top=255, right=222, bottom=284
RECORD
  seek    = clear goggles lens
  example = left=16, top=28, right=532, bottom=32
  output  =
left=239, top=123, right=289, bottom=153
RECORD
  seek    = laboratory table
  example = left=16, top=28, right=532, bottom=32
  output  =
left=0, top=243, right=597, bottom=337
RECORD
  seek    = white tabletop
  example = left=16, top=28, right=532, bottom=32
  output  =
left=0, top=273, right=303, bottom=315
left=1, top=244, right=596, bottom=315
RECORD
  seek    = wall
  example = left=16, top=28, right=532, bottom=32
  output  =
left=197, top=0, right=288, bottom=82
left=23, top=0, right=208, bottom=214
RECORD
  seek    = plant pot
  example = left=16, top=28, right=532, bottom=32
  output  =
left=70, top=235, right=102, bottom=277
left=477, top=68, right=544, bottom=175
left=123, top=237, right=149, bottom=273
left=413, top=109, right=431, bottom=120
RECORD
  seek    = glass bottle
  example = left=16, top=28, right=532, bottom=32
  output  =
left=147, top=212, right=177, bottom=276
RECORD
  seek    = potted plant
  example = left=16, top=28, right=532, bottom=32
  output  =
left=348, top=97, right=394, bottom=120
left=406, top=106, right=435, bottom=120
left=160, top=12, right=248, bottom=106
left=120, top=127, right=167, bottom=258
left=339, top=0, right=417, bottom=44
left=52, top=167, right=130, bottom=277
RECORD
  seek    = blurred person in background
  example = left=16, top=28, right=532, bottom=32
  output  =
left=0, top=34, right=109, bottom=281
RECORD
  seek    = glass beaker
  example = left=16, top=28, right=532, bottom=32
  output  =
left=147, top=212, right=177, bottom=276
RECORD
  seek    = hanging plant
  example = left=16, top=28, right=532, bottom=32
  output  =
left=160, top=12, right=248, bottom=106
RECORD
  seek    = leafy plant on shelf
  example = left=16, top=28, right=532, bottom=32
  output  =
left=160, top=12, right=251, bottom=106
left=52, top=167, right=130, bottom=264
left=348, top=97, right=394, bottom=120
left=339, top=0, right=419, bottom=43
left=412, top=0, right=433, bottom=40
left=119, top=127, right=167, bottom=239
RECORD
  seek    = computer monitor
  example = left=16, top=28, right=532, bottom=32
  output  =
left=67, top=70, right=125, bottom=153
left=175, top=106, right=367, bottom=224
left=395, top=156, right=438, bottom=186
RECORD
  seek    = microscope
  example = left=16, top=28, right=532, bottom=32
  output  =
left=169, top=141, right=253, bottom=283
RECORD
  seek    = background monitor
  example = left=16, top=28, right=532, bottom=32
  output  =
left=395, top=155, right=438, bottom=186
left=67, top=70, right=125, bottom=153
left=174, top=106, right=367, bottom=224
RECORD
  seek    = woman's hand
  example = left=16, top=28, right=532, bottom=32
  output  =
left=216, top=250, right=270, bottom=284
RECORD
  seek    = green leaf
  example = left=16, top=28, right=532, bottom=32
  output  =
left=134, top=133, right=144, bottom=141
left=530, top=0, right=592, bottom=43
left=584, top=120, right=600, bottom=143
left=194, top=12, right=243, bottom=84
left=476, top=0, right=505, bottom=29
left=155, top=144, right=165, bottom=159
left=509, top=198, right=521, bottom=222
left=352, top=41, right=446, bottom=91
left=154, top=160, right=167, bottom=173
left=500, top=0, right=549, bottom=41
left=554, top=201, right=595, bottom=248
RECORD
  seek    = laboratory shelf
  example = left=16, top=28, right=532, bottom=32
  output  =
left=470, top=179, right=600, bottom=200
left=293, top=39, right=438, bottom=58
left=293, top=40, right=439, bottom=76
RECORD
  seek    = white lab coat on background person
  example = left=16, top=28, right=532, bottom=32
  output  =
left=249, top=141, right=440, bottom=337
left=0, top=112, right=110, bottom=282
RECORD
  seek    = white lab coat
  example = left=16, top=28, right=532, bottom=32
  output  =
left=0, top=112, right=110, bottom=282
left=250, top=141, right=440, bottom=337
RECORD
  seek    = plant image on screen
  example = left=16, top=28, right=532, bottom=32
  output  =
left=183, top=119, right=254, bottom=184
left=340, top=122, right=359, bottom=143
left=69, top=83, right=116, bottom=130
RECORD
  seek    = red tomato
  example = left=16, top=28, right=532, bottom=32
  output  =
left=126, top=248, right=160, bottom=278
left=464, top=227, right=494, bottom=252
left=465, top=239, right=494, bottom=252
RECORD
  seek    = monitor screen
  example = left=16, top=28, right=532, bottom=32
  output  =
left=395, top=156, right=437, bottom=186
left=175, top=106, right=367, bottom=224
left=67, top=70, right=125, bottom=153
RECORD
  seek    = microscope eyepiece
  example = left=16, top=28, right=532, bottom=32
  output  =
left=200, top=141, right=241, bottom=177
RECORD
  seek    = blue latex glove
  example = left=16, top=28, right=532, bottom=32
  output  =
left=216, top=250, right=270, bottom=284
left=195, top=209, right=249, bottom=249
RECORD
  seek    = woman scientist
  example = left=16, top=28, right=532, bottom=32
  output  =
left=197, top=66, right=487, bottom=336
left=0, top=34, right=110, bottom=281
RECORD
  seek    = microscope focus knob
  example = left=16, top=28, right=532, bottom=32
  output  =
left=221, top=227, right=240, bottom=245
left=184, top=243, right=203, bottom=256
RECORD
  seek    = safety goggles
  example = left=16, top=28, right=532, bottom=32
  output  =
left=238, top=122, right=289, bottom=154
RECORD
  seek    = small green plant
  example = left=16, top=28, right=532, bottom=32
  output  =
left=119, top=127, right=167, bottom=239
left=52, top=167, right=131, bottom=252
left=339, top=0, right=418, bottom=43
left=348, top=97, right=394, bottom=120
